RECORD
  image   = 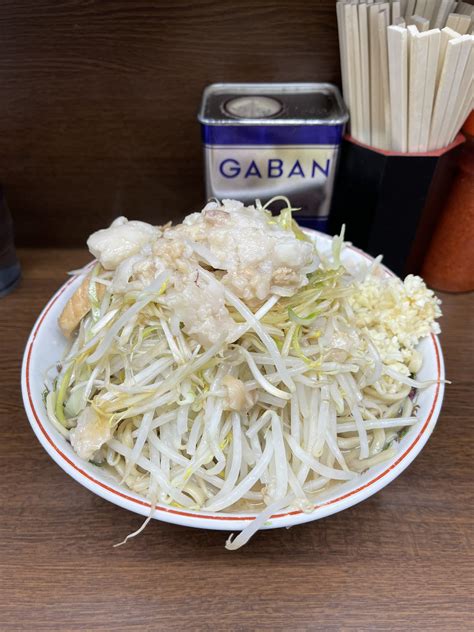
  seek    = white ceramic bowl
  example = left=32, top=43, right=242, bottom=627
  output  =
left=21, top=232, right=445, bottom=532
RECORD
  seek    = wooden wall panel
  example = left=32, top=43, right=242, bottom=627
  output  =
left=0, top=0, right=341, bottom=246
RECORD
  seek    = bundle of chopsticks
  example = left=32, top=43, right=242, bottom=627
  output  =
left=336, top=0, right=474, bottom=152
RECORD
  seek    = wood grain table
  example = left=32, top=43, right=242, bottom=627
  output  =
left=1, top=249, right=472, bottom=631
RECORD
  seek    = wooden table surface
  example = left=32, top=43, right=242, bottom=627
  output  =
left=1, top=249, right=472, bottom=631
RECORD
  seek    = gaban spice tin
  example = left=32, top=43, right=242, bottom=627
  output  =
left=198, top=83, right=348, bottom=231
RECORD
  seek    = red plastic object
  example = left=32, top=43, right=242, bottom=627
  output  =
left=421, top=113, right=474, bottom=293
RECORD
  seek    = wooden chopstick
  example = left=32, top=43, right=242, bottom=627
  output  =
left=408, top=26, right=431, bottom=152
left=369, top=3, right=383, bottom=146
left=335, top=1, right=473, bottom=153
left=351, top=3, right=365, bottom=144
left=388, top=24, right=409, bottom=150
left=415, top=0, right=428, bottom=18
left=393, top=16, right=407, bottom=26
left=405, top=0, right=417, bottom=19
left=399, top=0, right=409, bottom=17
left=410, top=15, right=430, bottom=31
left=436, top=34, right=472, bottom=147
left=358, top=3, right=372, bottom=145
left=423, top=1, right=437, bottom=28
left=344, top=3, right=358, bottom=138
left=378, top=7, right=391, bottom=149
left=446, top=13, right=472, bottom=34
left=391, top=1, right=401, bottom=24
left=456, top=1, right=474, bottom=17
left=418, top=29, right=442, bottom=151
left=435, top=26, right=458, bottom=88
left=336, top=2, right=350, bottom=113
left=428, top=33, right=468, bottom=149
left=434, top=0, right=456, bottom=28
left=445, top=38, right=473, bottom=143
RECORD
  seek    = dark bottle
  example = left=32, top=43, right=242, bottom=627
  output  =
left=0, top=188, right=21, bottom=297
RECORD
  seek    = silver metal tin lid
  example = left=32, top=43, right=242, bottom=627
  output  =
left=198, top=82, right=349, bottom=126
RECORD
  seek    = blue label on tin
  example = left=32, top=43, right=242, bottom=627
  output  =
left=201, top=124, right=344, bottom=146
left=217, top=156, right=331, bottom=180
left=202, top=123, right=344, bottom=220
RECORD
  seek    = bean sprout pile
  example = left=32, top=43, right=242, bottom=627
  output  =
left=45, top=198, right=442, bottom=549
